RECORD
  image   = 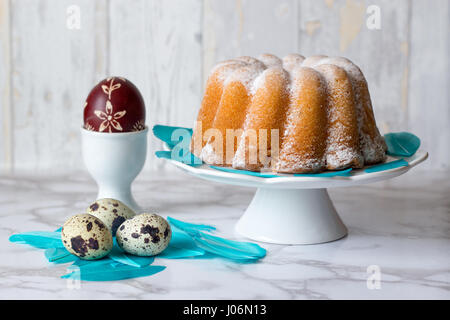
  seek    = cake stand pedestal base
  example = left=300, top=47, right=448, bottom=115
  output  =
left=235, top=188, right=347, bottom=245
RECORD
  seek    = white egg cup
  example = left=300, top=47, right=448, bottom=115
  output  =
left=80, top=126, right=148, bottom=212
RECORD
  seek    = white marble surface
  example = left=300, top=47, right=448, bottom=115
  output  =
left=0, top=168, right=449, bottom=300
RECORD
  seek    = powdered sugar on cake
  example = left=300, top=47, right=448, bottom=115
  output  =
left=194, top=54, right=387, bottom=173
left=223, top=63, right=265, bottom=91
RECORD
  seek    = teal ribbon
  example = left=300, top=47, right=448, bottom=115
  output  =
left=155, top=150, right=202, bottom=167
left=167, top=217, right=266, bottom=260
left=209, top=166, right=280, bottom=178
left=384, top=132, right=420, bottom=157
left=294, top=168, right=353, bottom=177
left=364, top=159, right=409, bottom=173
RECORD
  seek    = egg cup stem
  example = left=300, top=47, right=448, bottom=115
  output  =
left=97, top=185, right=140, bottom=213
left=80, top=127, right=148, bottom=213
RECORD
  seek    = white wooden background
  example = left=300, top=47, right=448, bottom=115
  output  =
left=0, top=0, right=448, bottom=173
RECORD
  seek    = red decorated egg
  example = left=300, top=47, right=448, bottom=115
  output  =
left=83, top=77, right=145, bottom=133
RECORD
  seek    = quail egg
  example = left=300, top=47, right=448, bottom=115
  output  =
left=116, top=213, right=172, bottom=256
left=61, top=213, right=113, bottom=260
left=86, top=198, right=136, bottom=235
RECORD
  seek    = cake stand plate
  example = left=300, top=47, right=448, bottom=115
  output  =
left=161, top=150, right=428, bottom=245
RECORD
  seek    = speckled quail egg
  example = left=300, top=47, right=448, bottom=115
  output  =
left=116, top=213, right=172, bottom=256
left=61, top=213, right=113, bottom=260
left=86, top=198, right=136, bottom=235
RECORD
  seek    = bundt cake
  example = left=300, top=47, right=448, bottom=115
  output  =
left=190, top=54, right=387, bottom=173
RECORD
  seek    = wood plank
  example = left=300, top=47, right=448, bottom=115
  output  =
left=0, top=0, right=11, bottom=173
left=109, top=0, right=203, bottom=171
left=203, top=0, right=298, bottom=79
left=298, top=0, right=410, bottom=139
left=4, top=0, right=449, bottom=173
left=10, top=0, right=108, bottom=172
left=408, top=0, right=449, bottom=170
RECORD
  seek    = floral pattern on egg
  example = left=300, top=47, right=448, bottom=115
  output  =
left=83, top=77, right=146, bottom=133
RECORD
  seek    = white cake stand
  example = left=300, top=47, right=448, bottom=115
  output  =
left=160, top=150, right=428, bottom=245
